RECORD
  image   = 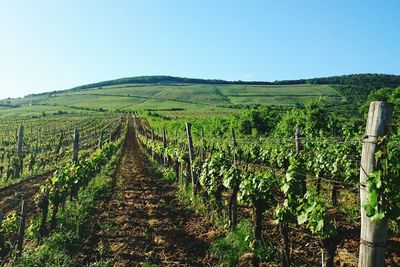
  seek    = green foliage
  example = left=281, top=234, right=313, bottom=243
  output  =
left=297, top=192, right=337, bottom=239
left=238, top=171, right=278, bottom=211
left=239, top=107, right=281, bottom=135
left=14, top=141, right=121, bottom=266
left=43, top=141, right=120, bottom=208
left=0, top=210, right=18, bottom=234
left=274, top=158, right=306, bottom=223
left=363, top=133, right=400, bottom=221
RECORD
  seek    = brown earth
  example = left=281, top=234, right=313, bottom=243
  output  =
left=0, top=171, right=52, bottom=215
left=77, top=122, right=219, bottom=266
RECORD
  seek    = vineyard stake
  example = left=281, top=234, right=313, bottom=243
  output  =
left=39, top=189, right=50, bottom=238
left=98, top=130, right=104, bottom=149
left=185, top=123, right=197, bottom=194
left=151, top=129, right=155, bottom=160
left=295, top=127, right=301, bottom=154
left=163, top=128, right=167, bottom=166
left=15, top=126, right=24, bottom=177
left=294, top=127, right=306, bottom=195
left=229, top=128, right=239, bottom=229
left=56, top=131, right=64, bottom=155
left=50, top=183, right=60, bottom=230
left=358, top=101, right=393, bottom=267
left=16, top=200, right=28, bottom=258
left=200, top=127, right=205, bottom=162
left=0, top=210, right=3, bottom=253
left=73, top=129, right=79, bottom=163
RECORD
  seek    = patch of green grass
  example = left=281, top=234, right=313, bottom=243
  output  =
left=210, top=220, right=281, bottom=266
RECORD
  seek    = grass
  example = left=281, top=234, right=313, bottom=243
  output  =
left=210, top=219, right=281, bottom=266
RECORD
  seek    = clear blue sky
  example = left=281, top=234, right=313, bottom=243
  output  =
left=0, top=0, right=399, bottom=99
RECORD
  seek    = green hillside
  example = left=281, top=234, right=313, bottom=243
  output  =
left=2, top=74, right=400, bottom=118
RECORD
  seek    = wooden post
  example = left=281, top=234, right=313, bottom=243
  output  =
left=15, top=126, right=24, bottom=177
left=56, top=131, right=64, bottom=155
left=73, top=129, right=79, bottom=163
left=186, top=123, right=197, bottom=194
left=50, top=183, right=60, bottom=230
left=294, top=127, right=306, bottom=195
left=39, top=189, right=49, bottom=237
left=162, top=128, right=167, bottom=148
left=200, top=128, right=206, bottom=162
left=295, top=127, right=301, bottom=154
left=151, top=129, right=155, bottom=160
left=163, top=128, right=167, bottom=166
left=358, top=101, right=393, bottom=267
left=16, top=200, right=28, bottom=258
left=98, top=130, right=104, bottom=149
left=230, top=128, right=239, bottom=229
left=0, top=210, right=3, bottom=250
left=232, top=128, right=237, bottom=165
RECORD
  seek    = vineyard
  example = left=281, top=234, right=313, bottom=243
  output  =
left=0, top=83, right=399, bottom=266
left=0, top=113, right=124, bottom=265
left=133, top=99, right=400, bottom=266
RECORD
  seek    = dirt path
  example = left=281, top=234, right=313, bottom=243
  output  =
left=79, top=122, right=218, bottom=266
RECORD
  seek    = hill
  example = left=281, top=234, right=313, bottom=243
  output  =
left=1, top=73, right=400, bottom=118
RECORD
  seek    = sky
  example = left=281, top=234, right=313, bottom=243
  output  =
left=0, top=0, right=399, bottom=99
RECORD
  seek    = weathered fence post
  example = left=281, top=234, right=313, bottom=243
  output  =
left=185, top=123, right=197, bottom=194
left=15, top=126, right=24, bottom=177
left=50, top=182, right=60, bottom=230
left=98, top=130, right=104, bottom=149
left=294, top=127, right=306, bottom=195
left=230, top=128, right=239, bottom=229
left=71, top=129, right=80, bottom=199
left=73, top=129, right=79, bottom=163
left=16, top=200, right=28, bottom=258
left=151, top=129, right=155, bottom=160
left=0, top=210, right=3, bottom=252
left=163, top=128, right=167, bottom=166
left=200, top=128, right=206, bottom=162
left=39, top=189, right=49, bottom=238
left=56, top=131, right=64, bottom=155
left=295, top=127, right=301, bottom=154
left=358, top=101, right=393, bottom=267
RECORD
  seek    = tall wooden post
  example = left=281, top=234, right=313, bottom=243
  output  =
left=162, top=129, right=167, bottom=148
left=0, top=209, right=3, bottom=252
left=56, top=131, right=64, bottom=155
left=295, top=127, right=301, bottom=154
left=359, top=101, right=393, bottom=267
left=186, top=123, right=197, bottom=194
left=73, top=129, right=79, bottom=163
left=294, top=127, right=306, bottom=195
left=163, top=128, right=167, bottom=166
left=39, top=189, right=49, bottom=237
left=16, top=200, right=28, bottom=258
left=16, top=126, right=24, bottom=177
left=230, top=128, right=239, bottom=229
left=200, top=128, right=206, bottom=162
left=151, top=129, right=155, bottom=160
left=232, top=128, right=237, bottom=165
left=50, top=183, right=60, bottom=230
left=98, top=130, right=104, bottom=149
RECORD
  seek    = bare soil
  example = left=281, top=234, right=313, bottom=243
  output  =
left=0, top=171, right=52, bottom=215
left=77, top=122, right=219, bottom=266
